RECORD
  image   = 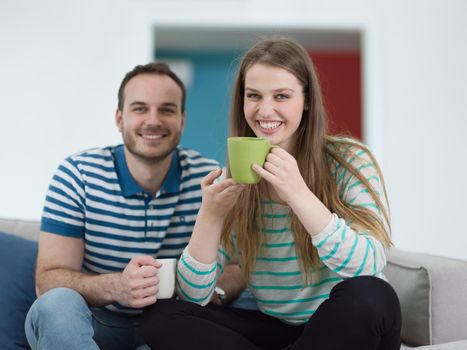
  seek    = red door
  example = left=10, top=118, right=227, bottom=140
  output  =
left=309, top=52, right=362, bottom=140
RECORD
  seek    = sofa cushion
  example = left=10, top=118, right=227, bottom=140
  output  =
left=385, top=248, right=467, bottom=346
left=385, top=252, right=431, bottom=346
left=0, top=231, right=38, bottom=350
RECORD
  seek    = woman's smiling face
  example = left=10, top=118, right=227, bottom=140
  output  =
left=243, top=63, right=305, bottom=152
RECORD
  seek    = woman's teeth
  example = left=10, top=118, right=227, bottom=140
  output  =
left=258, top=121, right=282, bottom=130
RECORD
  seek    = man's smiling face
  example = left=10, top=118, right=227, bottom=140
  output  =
left=116, top=73, right=185, bottom=162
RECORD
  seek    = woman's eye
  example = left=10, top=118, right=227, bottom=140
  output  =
left=275, top=94, right=289, bottom=100
left=246, top=93, right=260, bottom=100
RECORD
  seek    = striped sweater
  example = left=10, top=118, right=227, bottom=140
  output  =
left=177, top=143, right=389, bottom=325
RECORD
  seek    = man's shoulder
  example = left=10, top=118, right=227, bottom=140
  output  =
left=66, top=145, right=117, bottom=166
left=176, top=146, right=220, bottom=169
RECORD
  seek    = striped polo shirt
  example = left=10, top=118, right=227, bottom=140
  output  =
left=41, top=144, right=219, bottom=313
left=177, top=142, right=388, bottom=325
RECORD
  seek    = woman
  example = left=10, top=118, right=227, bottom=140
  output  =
left=141, top=38, right=401, bottom=350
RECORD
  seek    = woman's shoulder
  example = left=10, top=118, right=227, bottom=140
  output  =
left=325, top=136, right=376, bottom=168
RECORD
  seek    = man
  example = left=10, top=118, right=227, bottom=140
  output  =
left=25, top=63, right=245, bottom=349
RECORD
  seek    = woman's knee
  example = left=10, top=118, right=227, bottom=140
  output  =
left=141, top=299, right=195, bottom=325
left=332, top=276, right=401, bottom=322
left=140, top=299, right=199, bottom=346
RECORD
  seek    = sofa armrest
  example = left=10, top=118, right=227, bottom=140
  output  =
left=385, top=248, right=467, bottom=346
left=402, top=340, right=467, bottom=350
left=0, top=217, right=40, bottom=241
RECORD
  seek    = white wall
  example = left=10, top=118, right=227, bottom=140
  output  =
left=378, top=1, right=467, bottom=259
left=0, top=0, right=152, bottom=218
left=1, top=0, right=466, bottom=259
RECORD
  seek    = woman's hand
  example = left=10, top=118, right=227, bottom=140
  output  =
left=252, top=148, right=333, bottom=236
left=252, top=147, right=309, bottom=206
left=200, top=169, right=245, bottom=220
left=187, top=169, right=245, bottom=264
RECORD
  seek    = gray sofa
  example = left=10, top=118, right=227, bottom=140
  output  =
left=0, top=217, right=466, bottom=349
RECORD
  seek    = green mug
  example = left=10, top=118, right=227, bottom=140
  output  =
left=227, top=137, right=274, bottom=184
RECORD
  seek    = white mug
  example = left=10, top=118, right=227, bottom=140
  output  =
left=156, top=258, right=177, bottom=299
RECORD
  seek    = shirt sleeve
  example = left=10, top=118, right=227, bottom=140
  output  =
left=40, top=157, right=86, bottom=238
left=311, top=147, right=388, bottom=278
left=176, top=245, right=232, bottom=305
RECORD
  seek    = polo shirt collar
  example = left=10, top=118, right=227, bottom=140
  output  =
left=162, top=149, right=181, bottom=194
left=114, top=145, right=181, bottom=198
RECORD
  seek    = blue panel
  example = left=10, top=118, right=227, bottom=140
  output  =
left=156, top=51, right=241, bottom=164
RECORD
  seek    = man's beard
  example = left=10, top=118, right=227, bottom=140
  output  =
left=122, top=127, right=181, bottom=164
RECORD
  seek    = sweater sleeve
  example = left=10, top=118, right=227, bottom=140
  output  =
left=176, top=246, right=232, bottom=305
left=311, top=146, right=388, bottom=278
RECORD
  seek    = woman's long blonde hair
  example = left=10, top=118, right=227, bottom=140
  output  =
left=222, top=38, right=392, bottom=281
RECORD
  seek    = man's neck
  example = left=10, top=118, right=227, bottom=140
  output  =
left=124, top=147, right=174, bottom=197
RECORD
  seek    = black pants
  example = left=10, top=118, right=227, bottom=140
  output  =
left=141, top=276, right=401, bottom=350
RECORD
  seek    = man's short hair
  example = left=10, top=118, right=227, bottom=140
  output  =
left=117, top=62, right=186, bottom=112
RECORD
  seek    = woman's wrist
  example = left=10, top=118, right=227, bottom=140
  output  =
left=188, top=206, right=226, bottom=264
left=287, top=184, right=313, bottom=209
left=289, top=188, right=333, bottom=237
left=197, top=205, right=227, bottom=227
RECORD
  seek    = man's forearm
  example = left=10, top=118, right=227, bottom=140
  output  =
left=36, top=268, right=121, bottom=307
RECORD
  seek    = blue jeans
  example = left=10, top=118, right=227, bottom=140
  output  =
left=25, top=288, right=150, bottom=350
left=229, top=288, right=258, bottom=310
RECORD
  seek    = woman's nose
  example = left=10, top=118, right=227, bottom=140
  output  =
left=257, top=100, right=274, bottom=118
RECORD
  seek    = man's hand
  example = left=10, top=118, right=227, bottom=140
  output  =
left=210, top=287, right=224, bottom=306
left=210, top=263, right=246, bottom=305
left=115, top=256, right=161, bottom=308
left=36, top=233, right=165, bottom=308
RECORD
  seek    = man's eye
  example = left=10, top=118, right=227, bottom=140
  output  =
left=133, top=107, right=146, bottom=112
left=161, top=108, right=176, bottom=114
